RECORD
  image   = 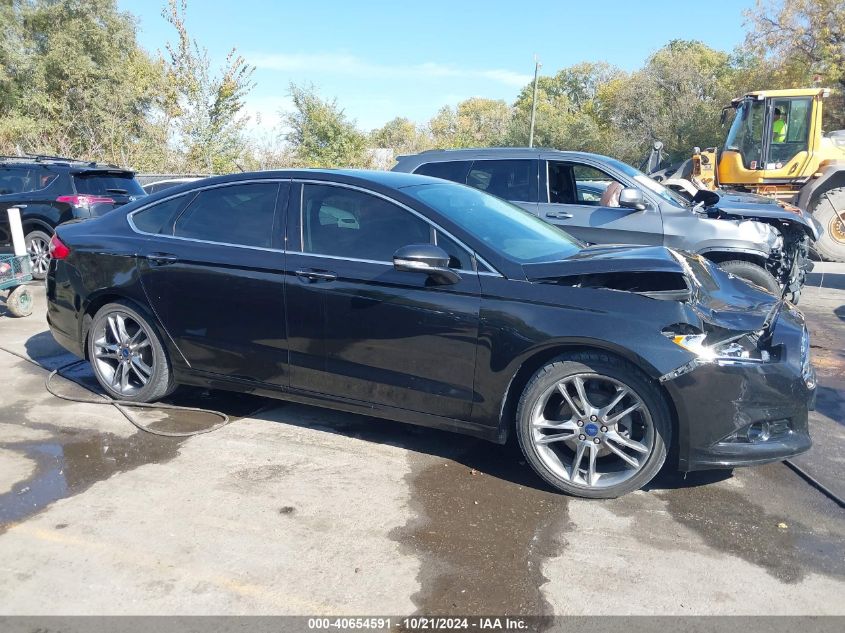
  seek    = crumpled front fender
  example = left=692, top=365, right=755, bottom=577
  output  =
left=691, top=219, right=780, bottom=259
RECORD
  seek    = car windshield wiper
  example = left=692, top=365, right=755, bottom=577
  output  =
left=106, top=188, right=128, bottom=194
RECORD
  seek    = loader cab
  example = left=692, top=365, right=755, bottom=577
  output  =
left=717, top=90, right=824, bottom=198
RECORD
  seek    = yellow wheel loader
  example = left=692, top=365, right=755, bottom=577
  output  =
left=648, top=88, right=845, bottom=262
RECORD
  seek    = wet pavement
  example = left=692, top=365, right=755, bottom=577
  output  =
left=0, top=278, right=843, bottom=615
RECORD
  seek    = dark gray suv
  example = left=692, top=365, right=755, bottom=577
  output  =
left=393, top=148, right=822, bottom=302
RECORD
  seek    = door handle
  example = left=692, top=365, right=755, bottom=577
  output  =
left=546, top=211, right=573, bottom=220
left=146, top=253, right=178, bottom=266
left=295, top=269, right=337, bottom=282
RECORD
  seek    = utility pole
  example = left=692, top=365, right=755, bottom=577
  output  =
left=528, top=55, right=541, bottom=148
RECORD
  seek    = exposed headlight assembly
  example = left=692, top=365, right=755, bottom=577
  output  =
left=669, top=332, right=770, bottom=363
left=658, top=331, right=770, bottom=383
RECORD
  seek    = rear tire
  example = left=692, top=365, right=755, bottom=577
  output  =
left=515, top=351, right=671, bottom=499
left=87, top=301, right=175, bottom=403
left=718, top=260, right=780, bottom=296
left=810, top=187, right=845, bottom=263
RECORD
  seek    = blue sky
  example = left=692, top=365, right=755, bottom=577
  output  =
left=120, top=0, right=756, bottom=133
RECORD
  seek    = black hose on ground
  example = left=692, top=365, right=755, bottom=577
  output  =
left=783, top=459, right=845, bottom=509
left=0, top=346, right=230, bottom=437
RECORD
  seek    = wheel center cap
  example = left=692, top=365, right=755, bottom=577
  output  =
left=584, top=423, right=599, bottom=437
left=121, top=348, right=130, bottom=359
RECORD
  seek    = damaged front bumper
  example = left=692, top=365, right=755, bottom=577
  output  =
left=660, top=304, right=815, bottom=471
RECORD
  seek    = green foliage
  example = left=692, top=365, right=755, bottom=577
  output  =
left=370, top=117, right=432, bottom=158
left=284, top=83, right=368, bottom=168
left=744, top=0, right=845, bottom=126
left=0, top=0, right=839, bottom=174
left=0, top=0, right=167, bottom=165
left=161, top=0, right=255, bottom=173
left=429, top=98, right=512, bottom=148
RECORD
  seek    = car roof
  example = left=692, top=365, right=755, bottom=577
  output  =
left=0, top=156, right=133, bottom=173
left=168, top=168, right=447, bottom=189
left=394, top=147, right=612, bottom=164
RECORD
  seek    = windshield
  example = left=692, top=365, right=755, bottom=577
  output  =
left=401, top=182, right=583, bottom=263
left=601, top=156, right=691, bottom=208
left=724, top=99, right=764, bottom=169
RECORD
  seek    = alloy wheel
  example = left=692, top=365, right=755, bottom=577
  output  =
left=91, top=310, right=155, bottom=397
left=829, top=213, right=845, bottom=245
left=27, top=235, right=51, bottom=276
left=529, top=373, right=655, bottom=490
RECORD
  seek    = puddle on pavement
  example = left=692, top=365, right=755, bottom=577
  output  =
left=393, top=440, right=569, bottom=617
left=610, top=466, right=845, bottom=584
left=0, top=427, right=183, bottom=534
left=0, top=384, right=271, bottom=533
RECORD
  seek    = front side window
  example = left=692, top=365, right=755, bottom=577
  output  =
left=0, top=167, right=35, bottom=195
left=0, top=166, right=58, bottom=195
left=173, top=183, right=279, bottom=247
left=466, top=160, right=537, bottom=202
left=435, top=230, right=473, bottom=271
left=403, top=182, right=582, bottom=264
left=301, top=184, right=431, bottom=262
left=548, top=162, right=622, bottom=206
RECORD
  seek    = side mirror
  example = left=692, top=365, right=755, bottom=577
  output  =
left=619, top=187, right=647, bottom=211
left=393, top=244, right=461, bottom=285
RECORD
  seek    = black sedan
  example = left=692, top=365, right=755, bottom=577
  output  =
left=45, top=170, right=816, bottom=498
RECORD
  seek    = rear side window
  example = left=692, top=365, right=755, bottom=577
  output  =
left=466, top=160, right=538, bottom=202
left=0, top=166, right=59, bottom=194
left=74, top=173, right=145, bottom=196
left=132, top=195, right=190, bottom=234
left=414, top=161, right=472, bottom=183
left=174, top=183, right=279, bottom=248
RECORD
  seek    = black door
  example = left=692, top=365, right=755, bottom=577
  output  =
left=285, top=182, right=481, bottom=421
left=137, top=181, right=290, bottom=385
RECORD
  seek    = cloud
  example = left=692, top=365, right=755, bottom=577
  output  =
left=247, top=52, right=532, bottom=88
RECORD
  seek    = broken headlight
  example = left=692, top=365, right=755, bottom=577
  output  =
left=669, top=333, right=770, bottom=363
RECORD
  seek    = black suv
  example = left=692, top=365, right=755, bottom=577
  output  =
left=0, top=156, right=146, bottom=278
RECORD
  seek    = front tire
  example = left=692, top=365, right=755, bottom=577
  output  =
left=810, top=187, right=845, bottom=263
left=718, top=260, right=780, bottom=296
left=87, top=301, right=174, bottom=403
left=25, top=230, right=52, bottom=280
left=515, top=351, right=671, bottom=499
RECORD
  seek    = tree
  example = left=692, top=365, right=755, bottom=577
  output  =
left=283, top=83, right=368, bottom=168
left=370, top=117, right=432, bottom=158
left=0, top=0, right=167, bottom=166
left=161, top=0, right=255, bottom=173
left=428, top=98, right=511, bottom=148
left=508, top=63, right=623, bottom=153
left=602, top=40, right=745, bottom=163
left=745, top=0, right=845, bottom=125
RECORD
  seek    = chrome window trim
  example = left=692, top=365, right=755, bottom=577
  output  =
left=294, top=179, right=503, bottom=277
left=126, top=179, right=287, bottom=253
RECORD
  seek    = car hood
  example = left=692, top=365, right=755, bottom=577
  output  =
left=523, top=244, right=779, bottom=332
left=700, top=189, right=821, bottom=240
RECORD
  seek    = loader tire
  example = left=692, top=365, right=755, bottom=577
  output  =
left=811, top=187, right=845, bottom=263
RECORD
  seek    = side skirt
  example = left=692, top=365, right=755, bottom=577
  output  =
left=173, top=367, right=503, bottom=444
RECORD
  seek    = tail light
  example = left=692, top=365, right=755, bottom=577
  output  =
left=49, top=234, right=70, bottom=260
left=56, top=194, right=115, bottom=206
